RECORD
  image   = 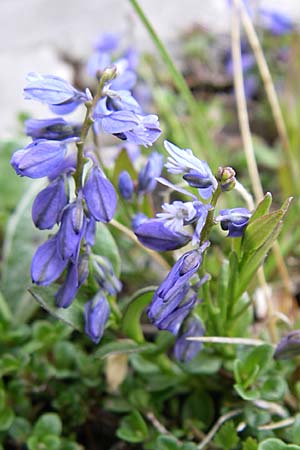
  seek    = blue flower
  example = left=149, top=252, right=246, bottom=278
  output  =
left=94, top=32, right=120, bottom=52
left=147, top=246, right=207, bottom=326
left=24, top=73, right=89, bottom=113
left=156, top=200, right=210, bottom=244
left=217, top=207, right=251, bottom=237
left=25, top=118, right=81, bottom=141
left=137, top=152, right=164, bottom=194
left=174, top=317, right=204, bottom=362
left=31, top=236, right=68, bottom=286
left=118, top=170, right=134, bottom=200
left=83, top=166, right=117, bottom=222
left=57, top=200, right=86, bottom=262
left=134, top=218, right=191, bottom=251
left=97, top=110, right=161, bottom=147
left=55, top=262, right=79, bottom=308
left=32, top=177, right=67, bottom=230
left=259, top=8, right=293, bottom=35
left=11, top=140, right=68, bottom=179
left=132, top=213, right=148, bottom=230
left=274, top=330, right=300, bottom=360
left=84, top=292, right=110, bottom=344
left=155, top=293, right=197, bottom=335
left=164, top=141, right=217, bottom=199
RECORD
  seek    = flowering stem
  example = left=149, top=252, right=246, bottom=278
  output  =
left=200, top=185, right=221, bottom=245
left=74, top=77, right=106, bottom=192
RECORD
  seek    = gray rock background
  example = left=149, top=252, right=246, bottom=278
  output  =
left=1, top=0, right=300, bottom=137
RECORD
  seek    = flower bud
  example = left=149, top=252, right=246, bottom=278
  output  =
left=118, top=170, right=134, bottom=200
left=100, top=64, right=118, bottom=83
left=217, top=166, right=236, bottom=192
left=84, top=292, right=110, bottom=344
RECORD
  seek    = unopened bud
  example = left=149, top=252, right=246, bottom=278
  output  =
left=100, top=64, right=118, bottom=83
left=217, top=166, right=236, bottom=192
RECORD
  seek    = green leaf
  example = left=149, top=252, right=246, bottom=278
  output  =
left=0, top=354, right=24, bottom=376
left=112, top=148, right=137, bottom=184
left=95, top=339, right=155, bottom=359
left=94, top=222, right=121, bottom=276
left=122, top=286, right=156, bottom=343
left=29, top=285, right=84, bottom=332
left=214, top=420, right=239, bottom=450
left=0, top=407, right=14, bottom=431
left=33, top=413, right=62, bottom=437
left=248, top=193, right=272, bottom=224
left=9, top=417, right=32, bottom=442
left=0, top=290, right=12, bottom=322
left=1, top=181, right=46, bottom=323
left=27, top=434, right=61, bottom=450
left=116, top=410, right=148, bottom=443
left=258, top=438, right=300, bottom=450
left=234, top=345, right=273, bottom=388
left=261, top=376, right=287, bottom=401
left=243, top=437, right=258, bottom=450
left=156, top=435, right=180, bottom=450
left=234, top=383, right=259, bottom=401
left=242, top=209, right=286, bottom=255
left=292, top=414, right=300, bottom=445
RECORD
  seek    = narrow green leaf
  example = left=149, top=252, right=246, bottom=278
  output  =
left=122, top=286, right=156, bottom=343
left=248, top=193, right=272, bottom=224
left=29, top=285, right=84, bottom=332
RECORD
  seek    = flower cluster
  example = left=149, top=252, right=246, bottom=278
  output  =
left=133, top=140, right=251, bottom=361
left=11, top=42, right=161, bottom=343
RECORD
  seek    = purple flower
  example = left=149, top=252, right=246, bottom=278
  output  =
left=217, top=207, right=251, bottom=237
left=87, top=52, right=111, bottom=77
left=137, top=152, right=164, bottom=194
left=156, top=200, right=210, bottom=244
left=118, top=170, right=134, bottom=200
left=155, top=293, right=197, bottom=335
left=134, top=218, right=191, bottom=251
left=103, top=89, right=141, bottom=114
left=164, top=141, right=217, bottom=199
left=83, top=166, right=117, bottom=222
left=147, top=247, right=207, bottom=325
left=259, top=8, right=293, bottom=35
left=11, top=140, right=68, bottom=179
left=55, top=262, right=79, bottom=308
left=274, top=330, right=300, bottom=360
left=31, top=236, right=68, bottom=286
left=84, top=292, right=110, bottom=344
left=174, top=317, right=204, bottom=362
left=25, top=118, right=81, bottom=141
left=24, top=73, right=88, bottom=113
left=94, top=32, right=120, bottom=52
left=97, top=110, right=161, bottom=147
left=32, top=177, right=67, bottom=230
left=57, top=200, right=86, bottom=262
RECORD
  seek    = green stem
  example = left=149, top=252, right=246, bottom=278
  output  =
left=200, top=185, right=221, bottom=245
left=73, top=77, right=107, bottom=192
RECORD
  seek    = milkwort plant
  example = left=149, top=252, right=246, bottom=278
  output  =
left=10, top=52, right=161, bottom=343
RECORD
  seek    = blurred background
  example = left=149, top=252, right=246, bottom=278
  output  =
left=1, top=0, right=300, bottom=137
